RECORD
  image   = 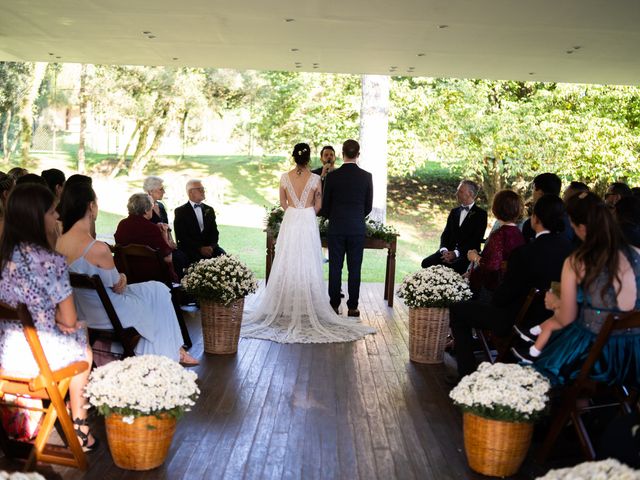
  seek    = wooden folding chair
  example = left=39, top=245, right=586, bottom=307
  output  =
left=69, top=273, right=141, bottom=359
left=112, top=244, right=192, bottom=349
left=476, top=288, right=542, bottom=364
left=538, top=310, right=640, bottom=462
left=0, top=302, right=88, bottom=470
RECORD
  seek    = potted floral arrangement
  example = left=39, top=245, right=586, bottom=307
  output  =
left=84, top=355, right=200, bottom=471
left=536, top=459, right=640, bottom=479
left=450, top=362, right=551, bottom=477
left=397, top=265, right=472, bottom=363
left=265, top=205, right=285, bottom=237
left=181, top=254, right=258, bottom=354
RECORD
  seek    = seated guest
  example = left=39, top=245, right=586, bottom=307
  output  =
left=467, top=190, right=526, bottom=294
left=0, top=184, right=98, bottom=450
left=562, top=181, right=589, bottom=203
left=174, top=179, right=226, bottom=265
left=7, top=167, right=28, bottom=182
left=114, top=193, right=181, bottom=282
left=521, top=173, right=563, bottom=241
left=530, top=192, right=639, bottom=386
left=56, top=184, right=198, bottom=365
left=615, top=195, right=640, bottom=248
left=0, top=173, right=15, bottom=237
left=422, top=180, right=487, bottom=274
left=449, top=194, right=572, bottom=379
left=143, top=175, right=177, bottom=249
left=604, top=181, right=633, bottom=208
left=41, top=168, right=66, bottom=200
left=15, top=173, right=47, bottom=187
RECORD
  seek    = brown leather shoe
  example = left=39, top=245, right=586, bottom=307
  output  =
left=347, top=309, right=360, bottom=317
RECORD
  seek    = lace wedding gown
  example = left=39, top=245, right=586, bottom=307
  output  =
left=241, top=172, right=376, bottom=344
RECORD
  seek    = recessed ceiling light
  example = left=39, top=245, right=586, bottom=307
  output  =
left=417, top=53, right=425, bottom=57
left=438, top=24, right=449, bottom=29
left=172, top=57, right=179, bottom=61
left=529, top=72, right=535, bottom=75
left=148, top=35, right=156, bottom=39
left=55, top=56, right=61, bottom=59
left=566, top=50, right=573, bottom=54
left=573, top=45, right=582, bottom=50
left=284, top=18, right=295, bottom=22
left=313, top=66, right=319, bottom=69
left=48, top=52, right=54, bottom=56
left=408, top=66, right=415, bottom=70
left=291, top=48, right=299, bottom=52
left=312, top=63, right=319, bottom=66
left=143, top=31, right=151, bottom=34
left=295, top=65, right=302, bottom=68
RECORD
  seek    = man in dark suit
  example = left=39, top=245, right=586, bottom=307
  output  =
left=174, top=179, right=225, bottom=265
left=421, top=180, right=487, bottom=274
left=448, top=194, right=572, bottom=379
left=320, top=139, right=373, bottom=317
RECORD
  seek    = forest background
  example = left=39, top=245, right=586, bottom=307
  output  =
left=1, top=62, right=639, bottom=281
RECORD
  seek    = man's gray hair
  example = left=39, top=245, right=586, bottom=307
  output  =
left=186, top=179, right=202, bottom=192
left=460, top=180, right=480, bottom=198
left=127, top=193, right=153, bottom=216
left=143, top=176, right=163, bottom=193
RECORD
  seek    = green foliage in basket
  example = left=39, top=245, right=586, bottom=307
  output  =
left=264, top=204, right=284, bottom=236
left=397, top=265, right=472, bottom=308
left=181, top=254, right=258, bottom=305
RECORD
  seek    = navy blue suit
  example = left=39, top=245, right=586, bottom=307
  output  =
left=319, top=163, right=373, bottom=310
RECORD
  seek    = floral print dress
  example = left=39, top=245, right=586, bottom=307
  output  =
left=0, top=244, right=87, bottom=377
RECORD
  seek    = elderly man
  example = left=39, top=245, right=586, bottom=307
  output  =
left=421, top=180, right=487, bottom=274
left=174, top=179, right=225, bottom=265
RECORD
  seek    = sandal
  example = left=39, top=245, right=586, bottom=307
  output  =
left=73, top=417, right=99, bottom=453
left=179, top=348, right=199, bottom=366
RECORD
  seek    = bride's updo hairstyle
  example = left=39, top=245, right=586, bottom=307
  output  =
left=292, top=143, right=311, bottom=166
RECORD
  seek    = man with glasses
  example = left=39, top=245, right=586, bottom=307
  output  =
left=174, top=179, right=225, bottom=265
left=604, top=182, right=633, bottom=208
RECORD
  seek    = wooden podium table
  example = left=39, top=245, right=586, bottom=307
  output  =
left=265, top=231, right=397, bottom=307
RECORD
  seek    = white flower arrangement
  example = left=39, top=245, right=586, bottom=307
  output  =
left=397, top=265, right=473, bottom=308
left=536, top=459, right=640, bottom=479
left=450, top=362, right=551, bottom=423
left=84, top=355, right=200, bottom=421
left=181, top=254, right=258, bottom=306
left=0, top=472, right=46, bottom=480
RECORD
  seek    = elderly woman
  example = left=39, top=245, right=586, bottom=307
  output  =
left=143, top=176, right=176, bottom=247
left=114, top=193, right=179, bottom=282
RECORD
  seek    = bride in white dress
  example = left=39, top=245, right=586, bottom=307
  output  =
left=241, top=143, right=376, bottom=344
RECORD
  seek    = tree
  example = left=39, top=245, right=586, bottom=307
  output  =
left=18, top=62, right=48, bottom=164
left=0, top=62, right=35, bottom=163
left=77, top=64, right=90, bottom=173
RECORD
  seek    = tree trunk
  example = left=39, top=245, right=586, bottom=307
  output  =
left=131, top=105, right=170, bottom=176
left=108, top=121, right=142, bottom=178
left=18, top=62, right=47, bottom=165
left=358, top=74, right=390, bottom=223
left=179, top=109, right=188, bottom=161
left=2, top=110, right=12, bottom=163
left=77, top=64, right=88, bottom=173
left=481, top=155, right=503, bottom=206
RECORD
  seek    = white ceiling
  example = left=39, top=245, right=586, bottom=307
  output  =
left=1, top=0, right=639, bottom=85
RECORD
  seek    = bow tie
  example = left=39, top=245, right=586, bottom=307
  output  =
left=461, top=206, right=470, bottom=212
left=193, top=203, right=202, bottom=209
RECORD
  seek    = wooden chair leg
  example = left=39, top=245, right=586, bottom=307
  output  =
left=571, top=410, right=596, bottom=460
left=171, top=291, right=192, bottom=349
left=537, top=390, right=578, bottom=462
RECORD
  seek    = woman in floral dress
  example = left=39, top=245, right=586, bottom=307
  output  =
left=0, top=184, right=98, bottom=450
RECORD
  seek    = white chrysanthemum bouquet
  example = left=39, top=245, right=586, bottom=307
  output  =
left=536, top=459, right=640, bottom=479
left=84, top=355, right=200, bottom=422
left=181, top=254, right=258, bottom=306
left=450, top=362, right=551, bottom=423
left=397, top=265, right=473, bottom=308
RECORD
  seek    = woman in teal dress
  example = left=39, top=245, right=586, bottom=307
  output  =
left=534, top=192, right=640, bottom=386
left=56, top=183, right=198, bottom=366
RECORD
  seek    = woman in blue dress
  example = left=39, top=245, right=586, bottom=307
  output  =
left=533, top=191, right=640, bottom=386
left=0, top=184, right=98, bottom=450
left=55, top=183, right=198, bottom=366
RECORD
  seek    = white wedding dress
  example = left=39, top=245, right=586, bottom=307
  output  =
left=241, top=172, right=376, bottom=344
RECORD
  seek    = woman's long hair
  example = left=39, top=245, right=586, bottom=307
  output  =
left=0, top=184, right=54, bottom=273
left=566, top=191, right=627, bottom=298
left=58, top=183, right=96, bottom=233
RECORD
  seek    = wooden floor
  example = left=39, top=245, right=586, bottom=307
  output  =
left=2, top=283, right=553, bottom=479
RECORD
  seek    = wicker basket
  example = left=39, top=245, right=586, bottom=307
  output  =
left=408, top=307, right=449, bottom=364
left=200, top=298, right=244, bottom=354
left=463, top=412, right=533, bottom=477
left=105, top=413, right=176, bottom=471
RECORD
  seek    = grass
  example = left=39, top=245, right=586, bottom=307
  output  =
left=27, top=149, right=455, bottom=283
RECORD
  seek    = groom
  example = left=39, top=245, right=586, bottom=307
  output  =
left=320, top=139, right=373, bottom=317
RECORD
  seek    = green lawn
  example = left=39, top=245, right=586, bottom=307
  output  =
left=30, top=150, right=450, bottom=283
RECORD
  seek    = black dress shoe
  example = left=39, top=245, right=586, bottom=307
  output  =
left=347, top=309, right=360, bottom=317
left=332, top=306, right=340, bottom=315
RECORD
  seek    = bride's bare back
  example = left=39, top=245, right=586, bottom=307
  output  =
left=280, top=168, right=322, bottom=212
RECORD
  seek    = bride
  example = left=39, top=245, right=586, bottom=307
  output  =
left=241, top=143, right=376, bottom=344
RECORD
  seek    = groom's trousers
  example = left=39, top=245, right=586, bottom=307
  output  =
left=327, top=234, right=365, bottom=310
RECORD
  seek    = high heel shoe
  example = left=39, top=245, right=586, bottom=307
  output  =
left=73, top=417, right=99, bottom=453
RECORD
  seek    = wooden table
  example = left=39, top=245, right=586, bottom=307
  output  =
left=265, top=231, right=397, bottom=307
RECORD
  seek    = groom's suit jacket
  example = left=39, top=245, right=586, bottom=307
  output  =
left=174, top=201, right=220, bottom=263
left=320, top=163, right=373, bottom=235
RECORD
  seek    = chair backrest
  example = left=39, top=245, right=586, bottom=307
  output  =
left=112, top=244, right=172, bottom=286
left=575, top=310, right=640, bottom=383
left=69, top=272, right=140, bottom=358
